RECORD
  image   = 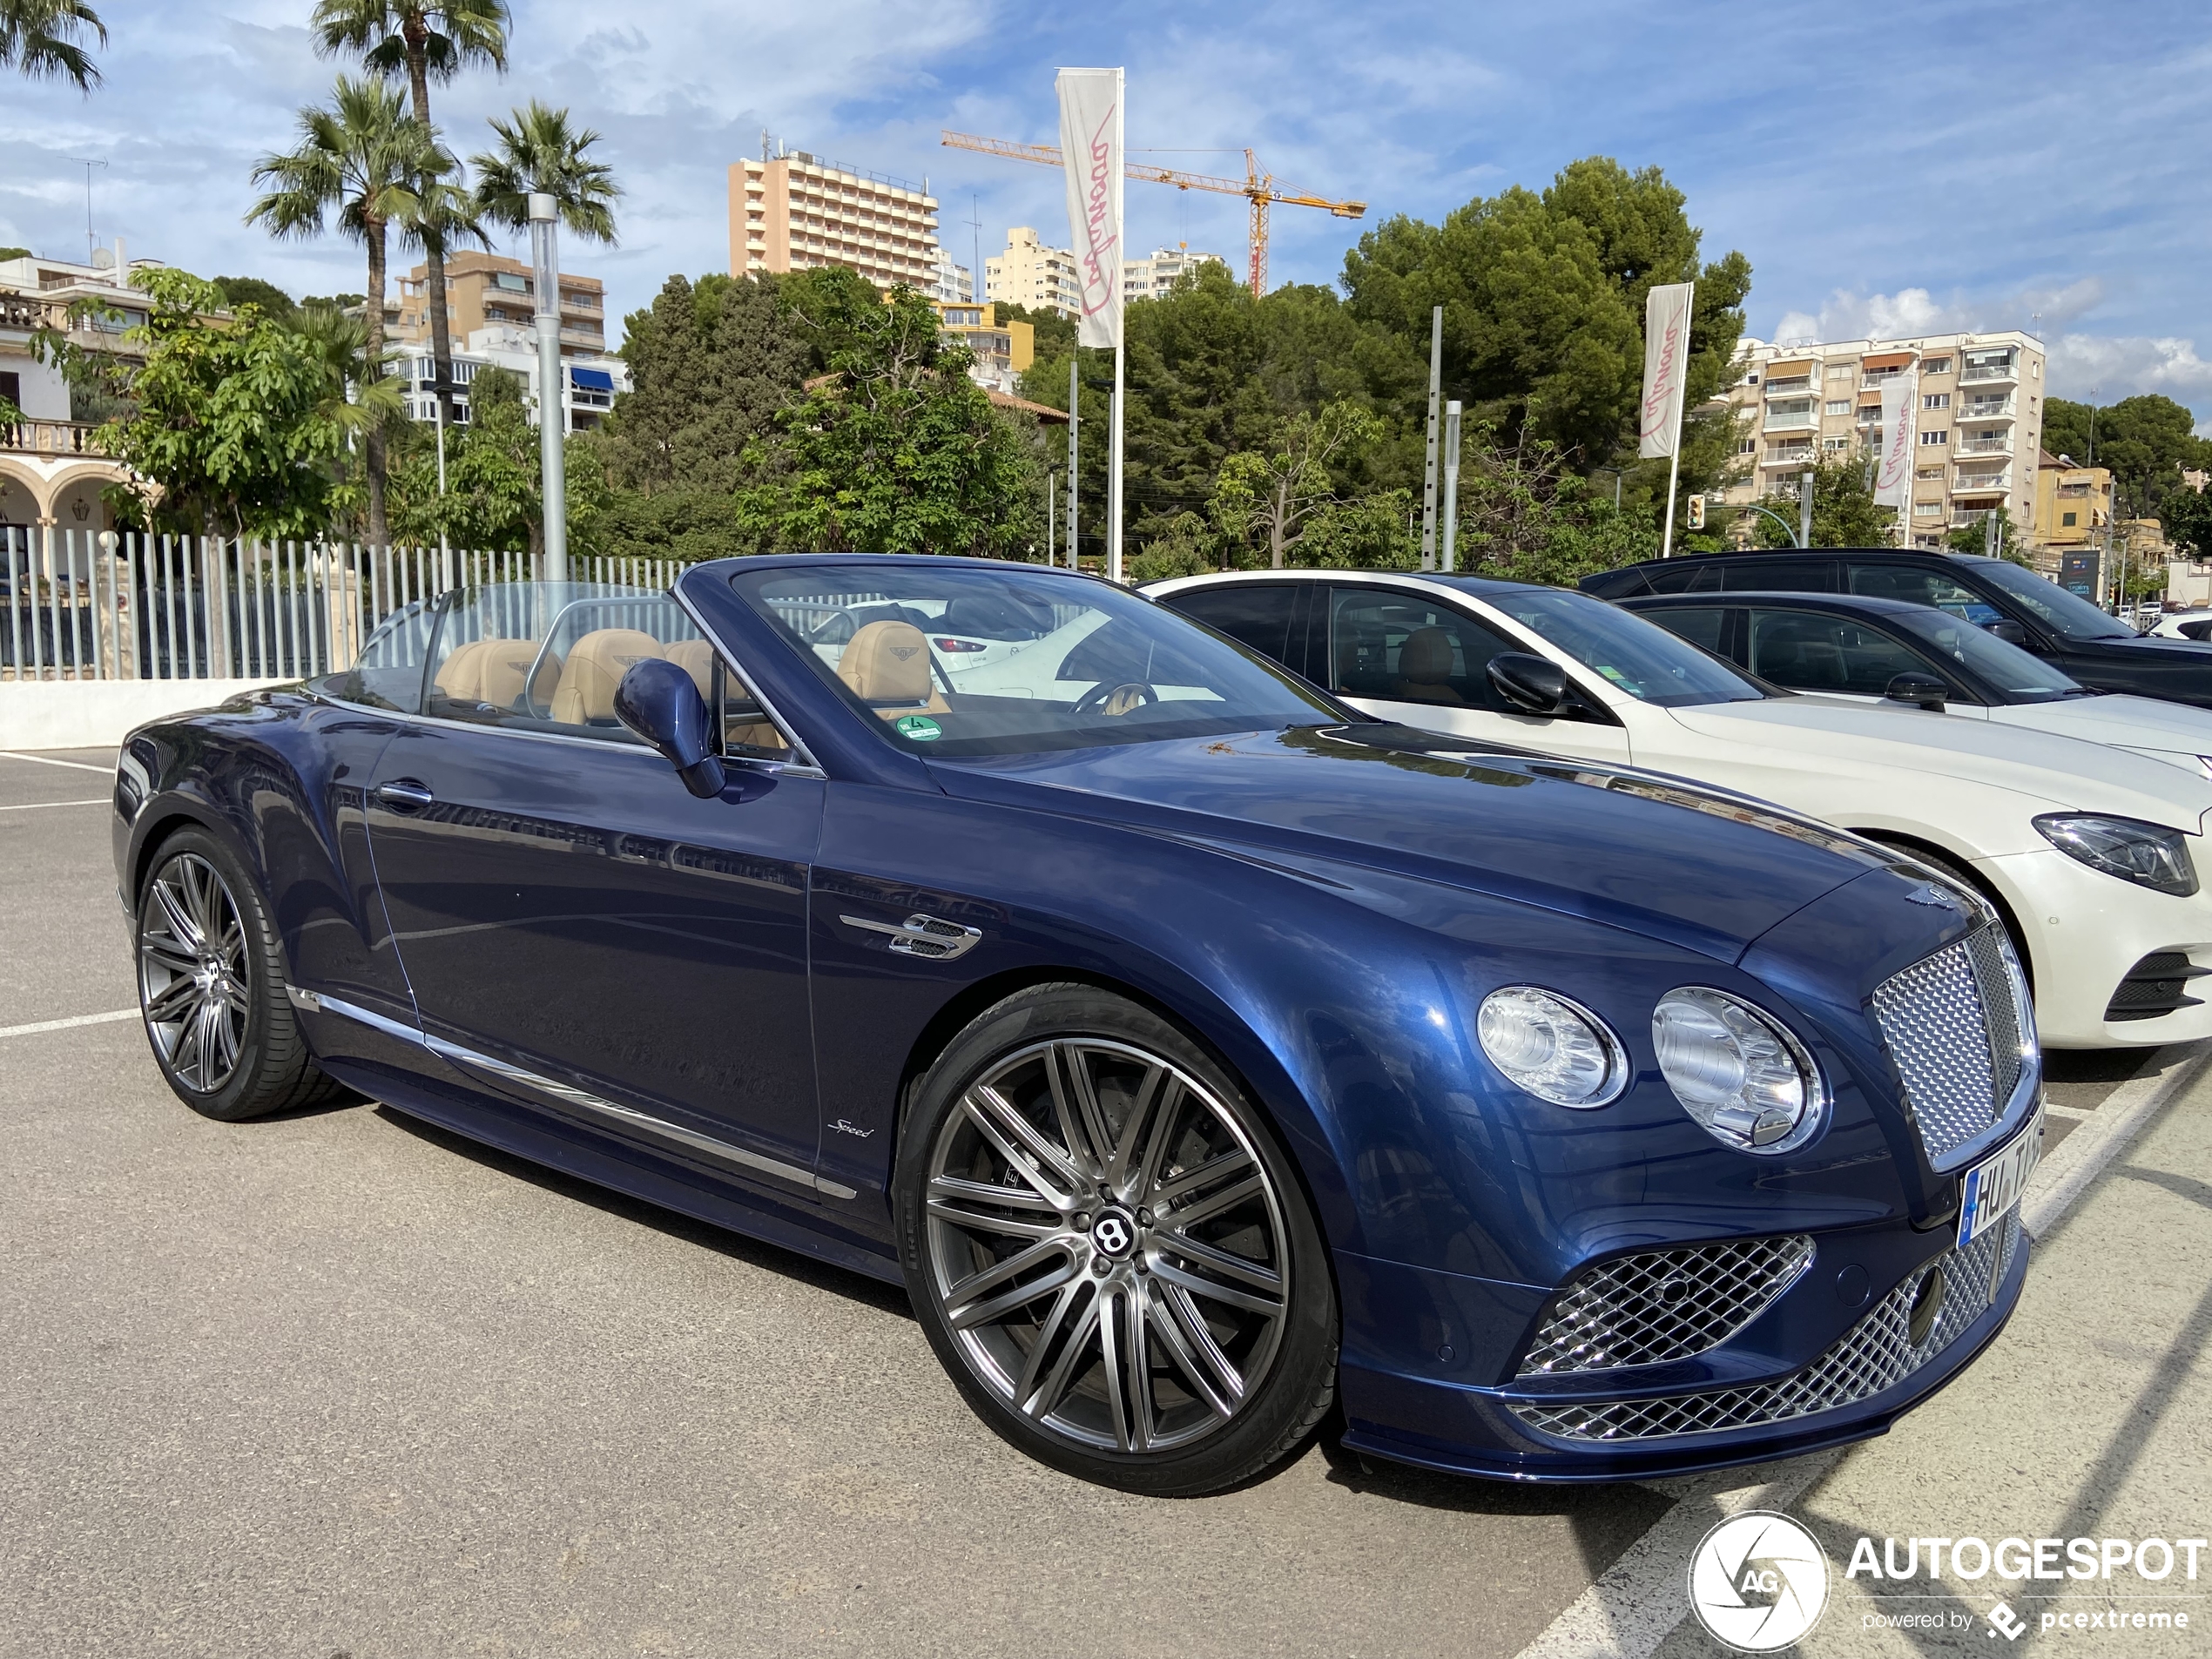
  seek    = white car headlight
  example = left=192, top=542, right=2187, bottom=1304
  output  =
left=1477, top=986, right=1629, bottom=1108
left=1652, top=988, right=1825, bottom=1155
left=2034, top=813, right=2198, bottom=897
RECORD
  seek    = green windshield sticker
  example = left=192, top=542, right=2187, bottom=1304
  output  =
left=1595, top=664, right=1629, bottom=684
left=894, top=714, right=943, bottom=741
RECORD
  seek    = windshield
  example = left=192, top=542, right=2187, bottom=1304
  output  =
left=1885, top=607, right=2087, bottom=701
left=730, top=563, right=1346, bottom=756
left=1975, top=561, right=2139, bottom=641
left=1458, top=583, right=1769, bottom=707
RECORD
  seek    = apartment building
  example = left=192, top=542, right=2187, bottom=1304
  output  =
left=1716, top=330, right=2047, bottom=550
left=729, top=148, right=942, bottom=290
left=389, top=250, right=608, bottom=361
left=390, top=323, right=631, bottom=435
left=986, top=228, right=1082, bottom=318
left=929, top=300, right=1034, bottom=395
left=1123, top=245, right=1225, bottom=300
left=2033, top=452, right=2114, bottom=552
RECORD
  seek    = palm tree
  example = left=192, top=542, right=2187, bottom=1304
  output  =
left=247, top=75, right=448, bottom=545
left=0, top=0, right=107, bottom=91
left=309, top=0, right=509, bottom=427
left=471, top=100, right=621, bottom=245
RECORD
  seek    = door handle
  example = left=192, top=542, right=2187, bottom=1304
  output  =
left=374, top=779, right=435, bottom=811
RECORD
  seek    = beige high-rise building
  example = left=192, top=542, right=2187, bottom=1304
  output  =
left=1716, top=331, right=2047, bottom=550
left=729, top=149, right=942, bottom=289
left=1123, top=246, right=1225, bottom=300
left=986, top=227, right=1082, bottom=318
left=390, top=250, right=607, bottom=359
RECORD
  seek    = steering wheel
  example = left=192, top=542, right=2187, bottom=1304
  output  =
left=1071, top=679, right=1159, bottom=718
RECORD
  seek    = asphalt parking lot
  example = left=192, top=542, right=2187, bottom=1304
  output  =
left=3, top=745, right=2207, bottom=1659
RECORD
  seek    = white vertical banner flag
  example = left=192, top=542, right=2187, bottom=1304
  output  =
left=1638, top=282, right=1696, bottom=459
left=1057, top=68, right=1124, bottom=349
left=1874, top=369, right=1919, bottom=507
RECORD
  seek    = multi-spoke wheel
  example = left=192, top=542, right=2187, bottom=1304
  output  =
left=134, top=827, right=347, bottom=1121
left=897, top=984, right=1337, bottom=1494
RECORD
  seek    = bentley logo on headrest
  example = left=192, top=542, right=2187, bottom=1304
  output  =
left=889, top=645, right=920, bottom=661
left=615, top=653, right=646, bottom=666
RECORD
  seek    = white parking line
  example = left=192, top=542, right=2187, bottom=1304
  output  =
left=1511, top=1042, right=2212, bottom=1659
left=0, top=798, right=109, bottom=812
left=0, top=752, right=112, bottom=773
left=0, top=1008, right=139, bottom=1039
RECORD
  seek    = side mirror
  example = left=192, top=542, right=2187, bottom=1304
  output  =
left=615, top=658, right=726, bottom=799
left=1488, top=652, right=1572, bottom=716
left=1885, top=671, right=1949, bottom=711
left=1981, top=618, right=2028, bottom=646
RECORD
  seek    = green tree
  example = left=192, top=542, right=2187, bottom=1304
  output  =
left=1209, top=401, right=1382, bottom=568
left=311, top=0, right=510, bottom=427
left=995, top=300, right=1076, bottom=359
left=72, top=268, right=354, bottom=536
left=209, top=275, right=298, bottom=321
left=471, top=98, right=620, bottom=244
left=2041, top=395, right=2211, bottom=516
left=1, top=0, right=105, bottom=91
left=736, top=284, right=1041, bottom=556
left=2164, top=485, right=2212, bottom=564
left=1750, top=455, right=1892, bottom=548
left=1944, top=502, right=2024, bottom=561
left=247, top=73, right=450, bottom=543
left=1453, top=426, right=1660, bottom=585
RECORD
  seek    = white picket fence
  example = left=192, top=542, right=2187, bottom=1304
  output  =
left=1, top=527, right=684, bottom=683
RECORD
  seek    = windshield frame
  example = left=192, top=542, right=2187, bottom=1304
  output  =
left=1445, top=580, right=1776, bottom=709
left=726, top=561, right=1359, bottom=759
left=1973, top=559, right=2140, bottom=642
left=1880, top=604, right=2089, bottom=703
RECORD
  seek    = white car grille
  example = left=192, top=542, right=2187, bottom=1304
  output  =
left=1516, top=1237, right=1815, bottom=1376
left=1508, top=1213, right=2019, bottom=1442
left=1869, top=926, right=2030, bottom=1167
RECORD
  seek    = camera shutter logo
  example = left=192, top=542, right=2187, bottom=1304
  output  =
left=1688, top=1511, right=1831, bottom=1651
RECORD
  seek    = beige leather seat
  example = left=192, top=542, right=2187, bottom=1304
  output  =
left=434, top=637, right=560, bottom=711
left=432, top=639, right=496, bottom=701
left=837, top=620, right=948, bottom=718
left=664, top=638, right=716, bottom=700
left=1390, top=626, right=1465, bottom=705
left=666, top=637, right=787, bottom=753
left=550, top=629, right=664, bottom=725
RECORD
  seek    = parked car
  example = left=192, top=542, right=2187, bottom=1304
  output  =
left=1146, top=568, right=2212, bottom=1049
left=1620, top=590, right=2212, bottom=776
left=1580, top=549, right=2212, bottom=708
left=2150, top=609, right=2212, bottom=642
left=116, top=558, right=2036, bottom=1494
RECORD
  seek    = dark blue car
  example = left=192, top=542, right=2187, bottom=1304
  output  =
left=110, top=555, right=2040, bottom=1494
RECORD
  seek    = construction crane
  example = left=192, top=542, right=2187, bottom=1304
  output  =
left=940, top=130, right=1365, bottom=300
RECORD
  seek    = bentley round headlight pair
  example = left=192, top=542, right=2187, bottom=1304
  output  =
left=1476, top=984, right=1824, bottom=1155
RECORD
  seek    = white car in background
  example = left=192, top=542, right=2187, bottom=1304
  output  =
left=1148, top=568, right=2212, bottom=1049
left=2150, top=609, right=2212, bottom=641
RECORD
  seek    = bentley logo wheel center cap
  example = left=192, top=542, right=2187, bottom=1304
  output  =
left=1089, top=1207, right=1137, bottom=1260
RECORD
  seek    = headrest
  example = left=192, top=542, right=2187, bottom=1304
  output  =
left=838, top=620, right=935, bottom=705
left=433, top=639, right=495, bottom=700
left=1399, top=626, right=1455, bottom=685
left=664, top=638, right=717, bottom=701
left=550, top=629, right=664, bottom=725
left=435, top=637, right=559, bottom=711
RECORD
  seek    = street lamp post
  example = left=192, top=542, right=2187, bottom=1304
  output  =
left=529, top=192, right=568, bottom=582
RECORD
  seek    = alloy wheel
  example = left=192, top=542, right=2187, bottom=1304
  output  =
left=921, top=1037, right=1291, bottom=1455
left=138, top=852, right=251, bottom=1095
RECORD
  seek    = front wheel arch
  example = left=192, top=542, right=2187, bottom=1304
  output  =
left=1854, top=829, right=2035, bottom=993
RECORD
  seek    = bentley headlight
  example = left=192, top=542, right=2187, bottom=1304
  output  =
left=2034, top=813, right=2198, bottom=896
left=1652, top=988, right=1824, bottom=1155
left=1477, top=987, right=1629, bottom=1108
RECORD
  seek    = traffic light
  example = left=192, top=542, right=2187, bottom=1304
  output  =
left=1686, top=495, right=1706, bottom=530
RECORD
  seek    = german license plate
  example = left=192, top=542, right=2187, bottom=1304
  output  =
left=1957, top=1101, right=2044, bottom=1248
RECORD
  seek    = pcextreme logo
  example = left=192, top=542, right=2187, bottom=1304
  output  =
left=1688, top=1511, right=1831, bottom=1652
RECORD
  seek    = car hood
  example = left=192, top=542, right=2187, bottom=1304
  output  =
left=930, top=724, right=1919, bottom=964
left=1988, top=693, right=2212, bottom=759
left=2067, top=632, right=2212, bottom=660
left=1666, top=696, right=2212, bottom=829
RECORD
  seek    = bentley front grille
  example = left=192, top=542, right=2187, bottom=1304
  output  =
left=1870, top=925, right=2031, bottom=1166
left=1516, top=1236, right=1816, bottom=1376
left=1508, top=1213, right=2020, bottom=1443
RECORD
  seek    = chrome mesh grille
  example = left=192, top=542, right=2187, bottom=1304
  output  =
left=1871, top=927, right=2028, bottom=1165
left=1517, top=1237, right=1816, bottom=1376
left=1509, top=1214, right=2019, bottom=1442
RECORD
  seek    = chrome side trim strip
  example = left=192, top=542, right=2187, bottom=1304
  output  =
left=295, top=988, right=856, bottom=1200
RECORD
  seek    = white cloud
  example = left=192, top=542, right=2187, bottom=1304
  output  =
left=2046, top=334, right=2212, bottom=406
left=1768, top=279, right=2107, bottom=347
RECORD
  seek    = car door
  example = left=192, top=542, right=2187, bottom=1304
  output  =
left=364, top=586, right=829, bottom=1200
left=1742, top=606, right=1979, bottom=710
left=1316, top=583, right=1635, bottom=763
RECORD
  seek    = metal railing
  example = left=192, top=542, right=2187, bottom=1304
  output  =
left=1, top=527, right=681, bottom=683
left=1961, top=362, right=2017, bottom=383
left=1956, top=438, right=2013, bottom=455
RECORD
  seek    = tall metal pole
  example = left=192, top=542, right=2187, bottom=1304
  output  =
left=529, top=193, right=569, bottom=582
left=1109, top=341, right=1124, bottom=583
left=1440, top=400, right=1462, bottom=572
left=1660, top=444, right=1683, bottom=560
left=434, top=387, right=452, bottom=587
left=1420, top=306, right=1442, bottom=570
left=1798, top=470, right=1815, bottom=550
left=1067, top=357, right=1080, bottom=570
left=1047, top=468, right=1056, bottom=570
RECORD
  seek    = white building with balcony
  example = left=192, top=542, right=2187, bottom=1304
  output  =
left=395, top=324, right=632, bottom=436
left=1716, top=330, right=2047, bottom=548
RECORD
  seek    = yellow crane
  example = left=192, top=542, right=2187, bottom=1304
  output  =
left=940, top=130, right=1365, bottom=300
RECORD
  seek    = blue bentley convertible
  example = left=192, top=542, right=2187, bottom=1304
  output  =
left=111, top=555, right=2040, bottom=1494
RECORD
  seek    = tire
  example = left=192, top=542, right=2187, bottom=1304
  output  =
left=135, top=826, right=348, bottom=1122
left=894, top=982, right=1338, bottom=1495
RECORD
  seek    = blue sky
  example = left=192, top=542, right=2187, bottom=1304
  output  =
left=4, top=0, right=2209, bottom=425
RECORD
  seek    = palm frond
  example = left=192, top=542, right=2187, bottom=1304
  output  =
left=0, top=0, right=108, bottom=92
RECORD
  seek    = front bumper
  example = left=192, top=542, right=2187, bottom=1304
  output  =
left=1334, top=1211, right=2029, bottom=1484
